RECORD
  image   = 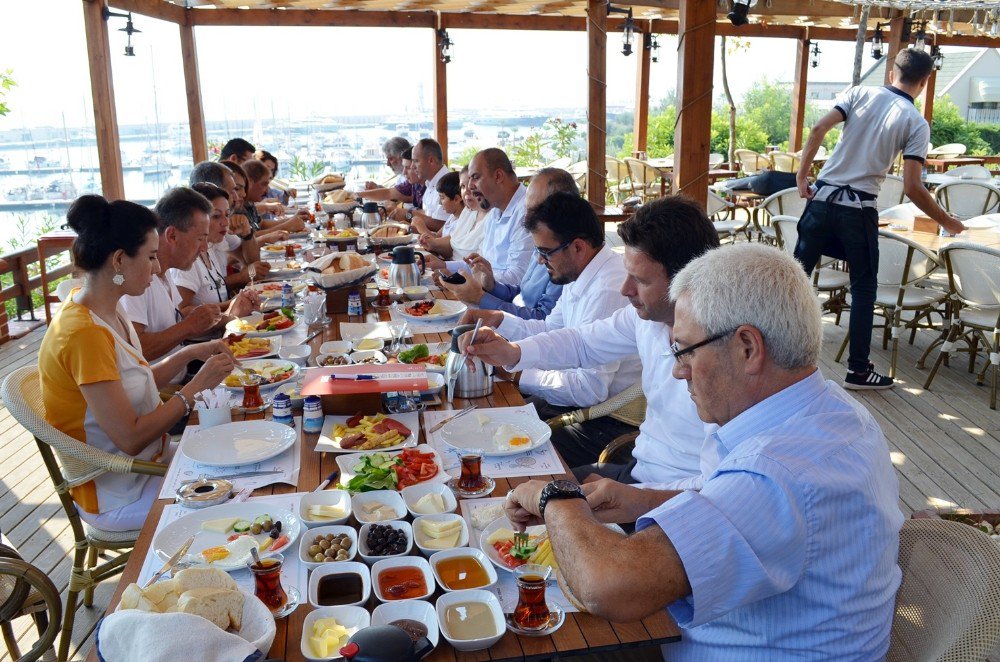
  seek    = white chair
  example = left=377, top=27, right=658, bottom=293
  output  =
left=754, top=187, right=808, bottom=244
left=772, top=216, right=850, bottom=324
left=876, top=175, right=909, bottom=211
left=935, top=181, right=1000, bottom=220
left=943, top=164, right=992, bottom=180
left=605, top=156, right=632, bottom=204
left=927, top=143, right=967, bottom=159
left=923, top=242, right=1000, bottom=409
left=734, top=148, right=770, bottom=176
left=887, top=518, right=1000, bottom=661
left=623, top=157, right=664, bottom=203
left=878, top=202, right=920, bottom=227
left=707, top=153, right=724, bottom=169
left=769, top=152, right=800, bottom=173
left=706, top=191, right=747, bottom=243
left=834, top=231, right=948, bottom=378
left=545, top=156, right=572, bottom=170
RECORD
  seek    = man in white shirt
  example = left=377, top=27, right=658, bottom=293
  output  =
left=459, top=189, right=640, bottom=467
left=461, top=196, right=722, bottom=491
left=428, top=148, right=534, bottom=289
left=121, top=188, right=223, bottom=381
left=408, top=138, right=451, bottom=233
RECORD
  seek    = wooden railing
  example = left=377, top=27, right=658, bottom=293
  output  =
left=0, top=243, right=74, bottom=346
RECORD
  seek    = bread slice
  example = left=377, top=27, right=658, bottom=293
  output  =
left=176, top=587, right=244, bottom=631
left=173, top=567, right=239, bottom=593
left=120, top=579, right=179, bottom=613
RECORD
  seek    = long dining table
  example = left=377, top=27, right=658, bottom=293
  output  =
left=90, top=289, right=681, bottom=661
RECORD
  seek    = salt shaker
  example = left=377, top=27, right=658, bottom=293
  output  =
left=272, top=393, right=294, bottom=426
left=302, top=395, right=324, bottom=434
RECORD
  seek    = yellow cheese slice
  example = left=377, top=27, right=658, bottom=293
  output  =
left=200, top=517, right=239, bottom=533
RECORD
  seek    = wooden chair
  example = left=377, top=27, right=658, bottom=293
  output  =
left=926, top=143, right=967, bottom=159
left=773, top=216, right=850, bottom=325
left=834, top=231, right=947, bottom=378
left=768, top=152, right=800, bottom=173
left=887, top=518, right=1000, bottom=661
left=0, top=541, right=61, bottom=662
left=876, top=175, right=908, bottom=211
left=0, top=366, right=168, bottom=661
left=623, top=158, right=663, bottom=203
left=935, top=181, right=1000, bottom=220
left=754, top=187, right=808, bottom=244
left=604, top=157, right=632, bottom=204
left=922, top=243, right=1000, bottom=410
left=734, top=149, right=770, bottom=175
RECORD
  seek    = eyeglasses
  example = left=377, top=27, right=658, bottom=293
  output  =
left=534, top=239, right=574, bottom=262
left=669, top=328, right=739, bottom=367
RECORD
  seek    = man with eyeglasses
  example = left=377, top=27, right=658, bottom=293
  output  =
left=461, top=196, right=720, bottom=489
left=502, top=244, right=902, bottom=660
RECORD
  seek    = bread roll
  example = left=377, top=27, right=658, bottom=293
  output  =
left=321, top=252, right=368, bottom=274
left=176, top=587, right=244, bottom=630
left=372, top=225, right=406, bottom=238
left=173, top=567, right=239, bottom=593
left=120, top=578, right=179, bottom=613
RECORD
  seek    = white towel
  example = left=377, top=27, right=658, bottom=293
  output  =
left=96, top=610, right=265, bottom=662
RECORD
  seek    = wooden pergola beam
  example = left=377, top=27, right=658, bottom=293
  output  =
left=633, top=31, right=652, bottom=155
left=187, top=8, right=438, bottom=28
left=82, top=0, right=125, bottom=201
left=108, top=0, right=185, bottom=23
left=883, top=13, right=906, bottom=85
left=789, top=37, right=809, bottom=152
left=179, top=14, right=207, bottom=164
left=673, top=0, right=715, bottom=207
left=433, top=25, right=448, bottom=163
left=586, top=0, right=607, bottom=209
left=921, top=66, right=937, bottom=128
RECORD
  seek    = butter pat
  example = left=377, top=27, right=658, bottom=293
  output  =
left=355, top=338, right=382, bottom=351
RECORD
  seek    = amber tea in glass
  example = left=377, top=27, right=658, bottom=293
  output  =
left=250, top=554, right=288, bottom=614
left=458, top=451, right=485, bottom=490
left=242, top=377, right=264, bottom=410
left=513, top=564, right=552, bottom=630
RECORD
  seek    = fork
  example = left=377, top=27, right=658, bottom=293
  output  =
left=247, top=263, right=256, bottom=289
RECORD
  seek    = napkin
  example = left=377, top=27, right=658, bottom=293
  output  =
left=95, top=611, right=265, bottom=662
left=195, top=387, right=229, bottom=410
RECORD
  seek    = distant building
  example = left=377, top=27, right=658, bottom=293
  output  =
left=853, top=48, right=1000, bottom=124
left=806, top=81, right=851, bottom=110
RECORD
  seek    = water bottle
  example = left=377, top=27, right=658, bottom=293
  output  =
left=281, top=283, right=294, bottom=310
left=272, top=393, right=294, bottom=426
left=302, top=395, right=324, bottom=434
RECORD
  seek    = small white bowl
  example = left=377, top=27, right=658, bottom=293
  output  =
left=301, top=605, right=370, bottom=662
left=400, top=483, right=457, bottom=518
left=320, top=340, right=353, bottom=355
left=403, top=285, right=430, bottom=301
left=371, top=556, right=435, bottom=602
left=299, top=489, right=352, bottom=527
left=435, top=589, right=505, bottom=651
left=429, top=547, right=498, bottom=592
left=420, top=372, right=445, bottom=396
left=299, top=525, right=359, bottom=569
left=314, top=352, right=353, bottom=367
left=278, top=345, right=311, bottom=366
left=307, top=562, right=371, bottom=608
left=412, top=513, right=470, bottom=557
left=358, top=521, right=413, bottom=565
left=352, top=337, right=385, bottom=352
left=352, top=490, right=406, bottom=524
left=370, top=599, right=439, bottom=649
left=350, top=350, right=388, bottom=365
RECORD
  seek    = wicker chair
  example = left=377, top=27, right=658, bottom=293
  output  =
left=706, top=191, right=748, bottom=243
left=754, top=187, right=808, bottom=244
left=943, top=165, right=992, bottom=180
left=0, top=366, right=168, bottom=661
left=876, top=175, right=908, bottom=212
left=926, top=143, right=967, bottom=160
left=773, top=216, right=851, bottom=325
left=768, top=152, right=800, bottom=173
left=734, top=149, right=770, bottom=175
left=935, top=181, right=1000, bottom=220
left=545, top=383, right=647, bottom=466
left=887, top=519, right=1000, bottom=661
left=623, top=158, right=664, bottom=203
left=605, top=157, right=632, bottom=204
left=0, top=541, right=61, bottom=662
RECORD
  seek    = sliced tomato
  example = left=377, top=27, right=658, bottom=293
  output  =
left=273, top=318, right=294, bottom=330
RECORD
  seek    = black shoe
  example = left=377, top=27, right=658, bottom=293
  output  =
left=843, top=364, right=894, bottom=390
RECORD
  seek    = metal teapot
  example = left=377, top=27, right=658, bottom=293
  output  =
left=360, top=201, right=385, bottom=235
left=444, top=323, right=493, bottom=402
left=388, top=245, right=426, bottom=289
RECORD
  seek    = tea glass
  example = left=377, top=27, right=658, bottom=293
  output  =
left=458, top=450, right=486, bottom=491
left=249, top=553, right=289, bottom=614
left=512, top=564, right=552, bottom=631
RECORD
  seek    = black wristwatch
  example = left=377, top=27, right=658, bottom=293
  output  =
left=238, top=231, right=254, bottom=241
left=538, top=480, right=585, bottom=518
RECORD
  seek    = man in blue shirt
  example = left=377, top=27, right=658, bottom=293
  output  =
left=501, top=244, right=903, bottom=660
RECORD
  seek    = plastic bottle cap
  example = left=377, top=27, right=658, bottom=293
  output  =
left=339, top=642, right=359, bottom=660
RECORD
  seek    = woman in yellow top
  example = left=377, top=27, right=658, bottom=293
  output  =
left=38, top=195, right=236, bottom=532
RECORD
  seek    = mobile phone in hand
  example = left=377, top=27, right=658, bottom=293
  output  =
left=437, top=269, right=466, bottom=285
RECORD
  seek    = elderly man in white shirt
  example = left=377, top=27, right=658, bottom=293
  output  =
left=461, top=196, right=723, bottom=491
left=428, top=148, right=534, bottom=289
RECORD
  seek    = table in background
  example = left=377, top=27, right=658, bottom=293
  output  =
left=887, top=225, right=1000, bottom=253
left=92, top=294, right=680, bottom=662
left=925, top=156, right=986, bottom=173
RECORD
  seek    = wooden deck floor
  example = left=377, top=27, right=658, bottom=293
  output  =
left=0, top=307, right=997, bottom=660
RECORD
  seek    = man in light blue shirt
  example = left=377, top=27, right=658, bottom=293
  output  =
left=502, top=244, right=903, bottom=660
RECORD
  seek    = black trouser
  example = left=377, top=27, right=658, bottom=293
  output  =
left=525, top=396, right=639, bottom=472
left=793, top=194, right=879, bottom=373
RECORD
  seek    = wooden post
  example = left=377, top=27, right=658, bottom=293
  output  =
left=673, top=0, right=715, bottom=206
left=921, top=66, right=937, bottom=128
left=82, top=0, right=125, bottom=201
left=433, top=25, right=448, bottom=164
left=633, top=31, right=651, bottom=156
left=179, top=15, right=207, bottom=164
left=789, top=37, right=810, bottom=152
left=883, top=13, right=906, bottom=84
left=586, top=0, right=607, bottom=209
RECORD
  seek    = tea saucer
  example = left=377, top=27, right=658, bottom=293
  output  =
left=231, top=396, right=272, bottom=414
left=446, top=476, right=496, bottom=499
left=505, top=606, right=565, bottom=636
left=270, top=586, right=300, bottom=620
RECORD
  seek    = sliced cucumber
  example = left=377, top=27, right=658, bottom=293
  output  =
left=253, top=514, right=271, bottom=525
left=232, top=520, right=252, bottom=533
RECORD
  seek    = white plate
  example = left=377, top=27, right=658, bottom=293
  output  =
left=336, top=445, right=447, bottom=492
left=393, top=299, right=467, bottom=322
left=251, top=281, right=307, bottom=299
left=478, top=517, right=623, bottom=573
left=316, top=411, right=420, bottom=453
left=224, top=336, right=281, bottom=361
left=182, top=420, right=297, bottom=467
left=152, top=501, right=301, bottom=571
left=440, top=409, right=551, bottom=457
left=397, top=342, right=450, bottom=373
left=225, top=313, right=302, bottom=338
left=222, top=359, right=300, bottom=391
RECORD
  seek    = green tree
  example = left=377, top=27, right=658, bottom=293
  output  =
left=509, top=132, right=546, bottom=168
left=741, top=77, right=794, bottom=147
left=544, top=118, right=581, bottom=160
left=930, top=95, right=989, bottom=155
left=451, top=145, right=480, bottom=168
left=0, top=69, right=15, bottom=116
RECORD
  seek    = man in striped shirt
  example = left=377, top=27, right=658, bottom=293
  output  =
left=504, top=244, right=903, bottom=659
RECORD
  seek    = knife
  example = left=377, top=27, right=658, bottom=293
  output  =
left=181, top=470, right=283, bottom=483
left=144, top=535, right=196, bottom=588
left=428, top=405, right=477, bottom=434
